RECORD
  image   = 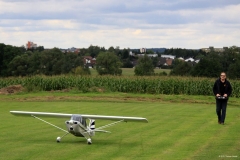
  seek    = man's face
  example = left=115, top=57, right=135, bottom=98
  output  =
left=220, top=73, right=226, bottom=81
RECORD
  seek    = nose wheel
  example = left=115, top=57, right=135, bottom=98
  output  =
left=87, top=138, right=92, bottom=145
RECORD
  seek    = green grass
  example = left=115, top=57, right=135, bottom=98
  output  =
left=0, top=92, right=239, bottom=160
left=90, top=68, right=170, bottom=76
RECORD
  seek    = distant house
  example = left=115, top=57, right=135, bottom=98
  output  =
left=83, top=56, right=96, bottom=68
left=161, top=55, right=176, bottom=59
left=129, top=51, right=135, bottom=56
left=26, top=41, right=37, bottom=49
left=140, top=48, right=146, bottom=53
left=201, top=46, right=226, bottom=53
left=159, top=57, right=173, bottom=66
left=195, top=59, right=200, bottom=63
left=166, top=58, right=173, bottom=66
left=178, top=57, right=184, bottom=61
left=137, top=54, right=158, bottom=57
left=60, top=47, right=80, bottom=53
left=68, top=47, right=80, bottom=53
left=185, top=58, right=195, bottom=62
left=147, top=54, right=158, bottom=57
left=60, top=49, right=67, bottom=52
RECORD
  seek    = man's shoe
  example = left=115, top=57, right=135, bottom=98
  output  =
left=221, top=122, right=224, bottom=125
left=218, top=121, right=221, bottom=124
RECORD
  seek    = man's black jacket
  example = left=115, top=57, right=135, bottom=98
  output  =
left=213, top=78, right=232, bottom=98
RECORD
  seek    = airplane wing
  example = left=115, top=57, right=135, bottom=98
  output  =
left=81, top=114, right=148, bottom=123
left=10, top=111, right=148, bottom=123
left=10, top=111, right=72, bottom=118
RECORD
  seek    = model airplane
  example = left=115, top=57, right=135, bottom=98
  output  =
left=10, top=111, right=148, bottom=144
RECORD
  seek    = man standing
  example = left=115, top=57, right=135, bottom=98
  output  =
left=213, top=72, right=232, bottom=125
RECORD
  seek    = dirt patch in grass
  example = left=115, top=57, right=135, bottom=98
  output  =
left=0, top=87, right=221, bottom=105
left=2, top=94, right=216, bottom=105
left=0, top=85, right=24, bottom=94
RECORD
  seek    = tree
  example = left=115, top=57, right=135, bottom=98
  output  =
left=220, top=46, right=240, bottom=72
left=36, top=46, right=44, bottom=52
left=0, top=44, right=23, bottom=76
left=170, top=59, right=192, bottom=76
left=190, top=54, right=222, bottom=78
left=146, top=50, right=154, bottom=54
left=8, top=54, right=29, bottom=76
left=122, top=58, right=134, bottom=68
left=164, top=48, right=201, bottom=59
left=121, top=48, right=129, bottom=59
left=88, top=45, right=101, bottom=58
left=151, top=57, right=159, bottom=67
left=108, top=46, right=115, bottom=53
left=0, top=43, right=6, bottom=76
left=25, top=51, right=41, bottom=75
left=61, top=52, right=82, bottom=74
left=71, top=66, right=90, bottom=75
left=228, top=60, right=240, bottom=79
left=96, top=52, right=122, bottom=75
left=38, top=48, right=64, bottom=75
left=134, top=54, right=154, bottom=76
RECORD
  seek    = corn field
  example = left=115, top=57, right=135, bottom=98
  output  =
left=1, top=75, right=240, bottom=97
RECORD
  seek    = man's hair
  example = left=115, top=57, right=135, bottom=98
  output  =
left=220, top=72, right=226, bottom=75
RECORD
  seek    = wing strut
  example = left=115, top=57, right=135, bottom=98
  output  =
left=95, top=120, right=124, bottom=131
left=31, top=115, right=68, bottom=133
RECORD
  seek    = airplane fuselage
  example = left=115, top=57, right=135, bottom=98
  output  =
left=65, top=114, right=89, bottom=137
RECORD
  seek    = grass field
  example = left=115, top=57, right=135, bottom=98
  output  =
left=0, top=92, right=239, bottom=160
left=90, top=68, right=171, bottom=76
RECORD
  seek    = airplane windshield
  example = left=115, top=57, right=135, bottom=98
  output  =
left=71, top=115, right=87, bottom=127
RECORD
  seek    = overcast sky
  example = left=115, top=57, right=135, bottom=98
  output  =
left=0, top=0, right=240, bottom=49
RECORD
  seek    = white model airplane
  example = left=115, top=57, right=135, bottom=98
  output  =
left=10, top=111, right=148, bottom=144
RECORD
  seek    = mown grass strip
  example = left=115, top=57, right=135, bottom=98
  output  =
left=1, top=93, right=239, bottom=160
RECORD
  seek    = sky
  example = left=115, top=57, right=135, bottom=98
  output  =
left=0, top=0, right=240, bottom=49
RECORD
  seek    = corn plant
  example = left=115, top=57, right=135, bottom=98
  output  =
left=1, top=75, right=239, bottom=97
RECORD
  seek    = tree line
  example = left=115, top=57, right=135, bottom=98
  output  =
left=0, top=44, right=87, bottom=76
left=0, top=44, right=131, bottom=77
left=0, top=43, right=240, bottom=78
left=170, top=46, right=240, bottom=79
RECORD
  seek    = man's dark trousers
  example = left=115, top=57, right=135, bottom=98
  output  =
left=216, top=99, right=227, bottom=123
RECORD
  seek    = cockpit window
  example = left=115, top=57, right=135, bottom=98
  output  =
left=71, top=115, right=87, bottom=127
left=71, top=115, right=81, bottom=122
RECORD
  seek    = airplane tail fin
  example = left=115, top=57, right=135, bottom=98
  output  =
left=88, top=119, right=95, bottom=136
left=89, top=119, right=95, bottom=130
left=88, top=119, right=111, bottom=134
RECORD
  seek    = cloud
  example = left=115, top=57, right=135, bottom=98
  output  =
left=0, top=0, right=240, bottom=49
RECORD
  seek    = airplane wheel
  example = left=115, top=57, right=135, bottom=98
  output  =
left=56, top=137, right=61, bottom=143
left=87, top=138, right=92, bottom=145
